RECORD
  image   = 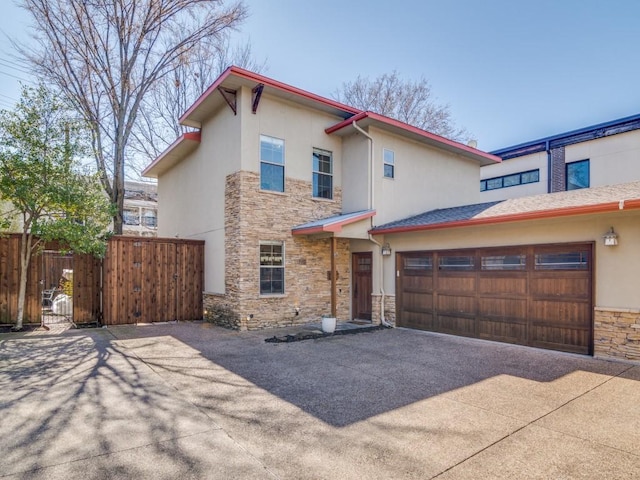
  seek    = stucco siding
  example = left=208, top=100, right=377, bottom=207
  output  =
left=480, top=151, right=548, bottom=200
left=157, top=102, right=242, bottom=293
left=565, top=129, right=640, bottom=188
left=341, top=133, right=370, bottom=214
left=371, top=127, right=482, bottom=225
left=240, top=88, right=344, bottom=187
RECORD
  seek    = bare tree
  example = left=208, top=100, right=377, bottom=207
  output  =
left=17, top=0, right=248, bottom=234
left=131, top=35, right=266, bottom=166
left=334, top=71, right=470, bottom=142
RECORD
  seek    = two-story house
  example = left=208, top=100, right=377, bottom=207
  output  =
left=144, top=66, right=640, bottom=362
left=142, top=66, right=498, bottom=330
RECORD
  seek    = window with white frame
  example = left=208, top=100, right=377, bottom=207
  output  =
left=312, top=148, right=333, bottom=199
left=260, top=135, right=285, bottom=192
left=259, top=242, right=284, bottom=295
left=383, top=149, right=395, bottom=178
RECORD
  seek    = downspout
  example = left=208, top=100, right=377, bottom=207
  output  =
left=351, top=120, right=392, bottom=328
left=546, top=140, right=551, bottom=193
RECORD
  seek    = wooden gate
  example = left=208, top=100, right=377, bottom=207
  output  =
left=102, top=237, right=204, bottom=325
left=396, top=243, right=593, bottom=355
left=0, top=235, right=204, bottom=326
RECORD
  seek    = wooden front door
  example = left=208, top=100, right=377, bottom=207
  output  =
left=352, top=252, right=372, bottom=320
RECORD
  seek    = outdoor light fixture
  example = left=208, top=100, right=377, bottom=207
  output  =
left=381, top=243, right=392, bottom=256
left=603, top=227, right=618, bottom=246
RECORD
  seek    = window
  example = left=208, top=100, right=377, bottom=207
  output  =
left=566, top=160, right=589, bottom=190
left=383, top=149, right=395, bottom=178
left=260, top=135, right=285, bottom=192
left=481, top=169, right=540, bottom=191
left=439, top=255, right=474, bottom=271
left=535, top=251, right=588, bottom=270
left=123, top=208, right=140, bottom=226
left=481, top=254, right=526, bottom=270
left=260, top=242, right=284, bottom=294
left=312, top=148, right=333, bottom=199
left=404, top=256, right=433, bottom=271
left=142, top=209, right=157, bottom=228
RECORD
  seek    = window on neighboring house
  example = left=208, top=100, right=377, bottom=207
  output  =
left=312, top=148, right=333, bottom=199
left=260, top=242, right=284, bottom=295
left=123, top=208, right=140, bottom=226
left=480, top=169, right=540, bottom=191
left=566, top=159, right=589, bottom=190
left=142, top=209, right=157, bottom=228
left=383, top=149, right=395, bottom=178
left=260, top=135, right=285, bottom=192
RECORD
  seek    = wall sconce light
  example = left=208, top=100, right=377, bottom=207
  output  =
left=603, top=227, right=618, bottom=246
left=381, top=243, right=392, bottom=256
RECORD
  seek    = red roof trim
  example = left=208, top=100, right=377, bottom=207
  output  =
left=371, top=199, right=640, bottom=235
left=326, top=111, right=501, bottom=164
left=180, top=66, right=360, bottom=124
left=292, top=210, right=376, bottom=236
left=142, top=131, right=201, bottom=177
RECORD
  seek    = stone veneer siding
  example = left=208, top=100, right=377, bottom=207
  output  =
left=205, top=170, right=351, bottom=330
left=371, top=294, right=396, bottom=326
left=594, top=307, right=640, bottom=361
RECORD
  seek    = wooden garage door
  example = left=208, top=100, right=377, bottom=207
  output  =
left=396, top=243, right=593, bottom=355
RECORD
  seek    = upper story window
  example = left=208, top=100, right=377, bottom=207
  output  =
left=481, top=169, right=540, bottom=191
left=383, top=149, right=395, bottom=178
left=566, top=159, right=589, bottom=190
left=312, top=148, right=333, bottom=199
left=260, top=135, right=285, bottom=192
left=259, top=241, right=284, bottom=295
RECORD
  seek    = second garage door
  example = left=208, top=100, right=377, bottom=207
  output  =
left=396, top=243, right=593, bottom=355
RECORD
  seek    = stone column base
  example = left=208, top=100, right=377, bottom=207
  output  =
left=594, top=307, right=640, bottom=361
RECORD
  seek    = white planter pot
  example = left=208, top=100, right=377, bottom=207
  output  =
left=321, top=317, right=337, bottom=333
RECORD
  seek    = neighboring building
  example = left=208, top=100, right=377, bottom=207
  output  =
left=122, top=181, right=158, bottom=237
left=144, top=66, right=640, bottom=362
left=480, top=114, right=640, bottom=200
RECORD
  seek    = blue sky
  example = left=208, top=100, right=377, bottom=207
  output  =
left=1, top=0, right=639, bottom=151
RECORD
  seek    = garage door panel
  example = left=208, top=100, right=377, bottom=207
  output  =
left=478, top=297, right=527, bottom=319
left=397, top=243, right=593, bottom=355
left=435, top=314, right=475, bottom=336
left=531, top=325, right=590, bottom=354
left=437, top=294, right=475, bottom=315
left=437, top=275, right=475, bottom=293
left=531, top=300, right=591, bottom=327
left=402, top=275, right=433, bottom=292
left=530, top=276, right=590, bottom=298
left=403, top=292, right=433, bottom=310
left=401, top=311, right=434, bottom=330
left=478, top=318, right=526, bottom=344
left=478, top=276, right=527, bottom=295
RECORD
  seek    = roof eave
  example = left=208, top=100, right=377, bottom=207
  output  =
left=142, top=131, right=201, bottom=178
left=180, top=66, right=360, bottom=128
left=292, top=210, right=376, bottom=236
left=326, top=112, right=501, bottom=166
left=371, top=199, right=640, bottom=235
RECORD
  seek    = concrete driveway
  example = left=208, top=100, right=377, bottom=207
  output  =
left=1, top=322, right=639, bottom=479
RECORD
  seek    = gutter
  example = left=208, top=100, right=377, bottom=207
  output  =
left=370, top=198, right=640, bottom=235
left=350, top=120, right=391, bottom=328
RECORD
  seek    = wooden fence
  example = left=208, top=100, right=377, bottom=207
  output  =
left=0, top=235, right=204, bottom=326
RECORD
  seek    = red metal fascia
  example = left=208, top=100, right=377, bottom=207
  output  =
left=142, top=131, right=201, bottom=177
left=370, top=200, right=640, bottom=235
left=180, top=66, right=360, bottom=124
left=292, top=210, right=376, bottom=236
left=325, top=111, right=501, bottom=164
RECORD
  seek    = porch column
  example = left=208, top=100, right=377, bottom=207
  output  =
left=331, top=236, right=337, bottom=318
